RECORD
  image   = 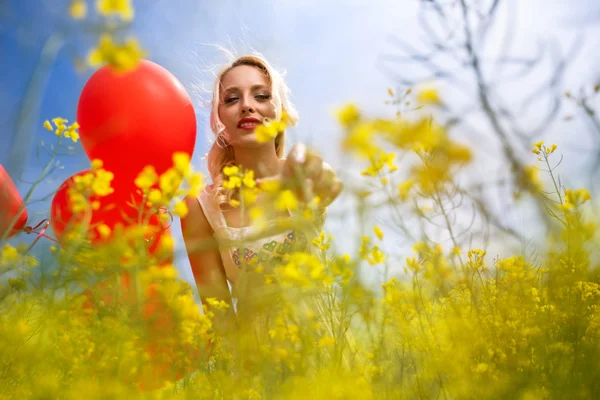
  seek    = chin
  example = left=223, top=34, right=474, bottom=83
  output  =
left=232, top=132, right=275, bottom=148
left=230, top=133, right=274, bottom=148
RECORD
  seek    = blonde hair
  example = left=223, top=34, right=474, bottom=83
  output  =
left=207, top=53, right=299, bottom=206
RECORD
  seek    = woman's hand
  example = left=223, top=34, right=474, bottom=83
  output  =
left=282, top=143, right=343, bottom=208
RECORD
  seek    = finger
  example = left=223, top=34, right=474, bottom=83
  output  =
left=283, top=143, right=307, bottom=181
left=302, top=178, right=314, bottom=201
left=287, top=143, right=307, bottom=167
left=321, top=178, right=343, bottom=207
left=304, top=152, right=323, bottom=182
left=313, top=165, right=335, bottom=194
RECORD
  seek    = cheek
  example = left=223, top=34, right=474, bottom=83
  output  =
left=218, top=106, right=236, bottom=129
left=260, top=102, right=277, bottom=119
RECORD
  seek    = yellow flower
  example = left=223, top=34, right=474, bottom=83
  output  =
left=342, top=122, right=379, bottom=159
left=398, top=179, right=415, bottom=201
left=52, top=117, right=68, bottom=128
left=447, top=143, right=472, bottom=164
left=531, top=141, right=545, bottom=155
left=546, top=143, right=557, bottom=155
left=223, top=165, right=239, bottom=177
left=255, top=119, right=284, bottom=143
left=312, top=231, right=333, bottom=251
left=318, top=336, right=336, bottom=348
left=173, top=152, right=191, bottom=177
left=87, top=34, right=146, bottom=73
left=259, top=179, right=281, bottom=194
left=474, top=363, right=489, bottom=373
left=91, top=169, right=114, bottom=197
left=335, top=103, right=361, bottom=127
left=223, top=176, right=242, bottom=190
left=373, top=226, right=384, bottom=240
left=147, top=189, right=163, bottom=206
left=8, top=277, right=26, bottom=291
left=561, top=188, right=592, bottom=211
left=467, top=249, right=487, bottom=271
left=229, top=199, right=240, bottom=208
left=64, top=122, right=80, bottom=143
left=91, top=159, right=104, bottom=171
left=87, top=34, right=114, bottom=66
left=243, top=170, right=256, bottom=188
left=186, top=173, right=204, bottom=197
left=416, top=87, right=442, bottom=105
left=406, top=257, right=421, bottom=273
left=368, top=247, right=386, bottom=266
left=1, top=244, right=19, bottom=264
left=96, top=224, right=112, bottom=239
left=156, top=234, right=175, bottom=257
left=47, top=118, right=80, bottom=141
left=359, top=236, right=371, bottom=259
left=250, top=207, right=267, bottom=230
left=159, top=168, right=182, bottom=195
left=69, top=0, right=87, bottom=20
left=96, top=0, right=134, bottom=21
left=134, top=166, right=158, bottom=190
left=522, top=165, right=543, bottom=193
left=242, top=187, right=258, bottom=206
left=205, top=297, right=229, bottom=310
left=361, top=150, right=397, bottom=177
left=172, top=200, right=189, bottom=218
left=276, top=190, right=298, bottom=211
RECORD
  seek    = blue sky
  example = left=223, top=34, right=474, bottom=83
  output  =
left=1, top=0, right=599, bottom=287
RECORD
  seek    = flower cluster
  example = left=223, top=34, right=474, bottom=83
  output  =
left=134, top=152, right=204, bottom=218
left=44, top=118, right=80, bottom=143
left=66, top=159, right=115, bottom=214
left=254, top=110, right=291, bottom=143
left=69, top=0, right=134, bottom=21
left=69, top=0, right=145, bottom=73
left=338, top=103, right=472, bottom=199
left=87, top=34, right=147, bottom=73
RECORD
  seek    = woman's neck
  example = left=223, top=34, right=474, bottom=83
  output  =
left=232, top=144, right=283, bottom=179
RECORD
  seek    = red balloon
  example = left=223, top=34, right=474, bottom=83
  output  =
left=0, top=164, right=28, bottom=238
left=50, top=170, right=150, bottom=242
left=77, top=60, right=196, bottom=184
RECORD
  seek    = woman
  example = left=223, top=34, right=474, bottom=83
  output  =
left=181, top=53, right=342, bottom=333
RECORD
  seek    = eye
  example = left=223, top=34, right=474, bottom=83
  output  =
left=223, top=97, right=238, bottom=104
left=256, top=93, right=272, bottom=101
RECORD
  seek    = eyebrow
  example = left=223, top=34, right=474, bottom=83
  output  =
left=222, top=84, right=270, bottom=94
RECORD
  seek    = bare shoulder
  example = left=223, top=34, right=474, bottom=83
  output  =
left=181, top=190, right=213, bottom=238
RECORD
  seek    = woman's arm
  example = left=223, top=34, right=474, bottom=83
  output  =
left=180, top=195, right=237, bottom=334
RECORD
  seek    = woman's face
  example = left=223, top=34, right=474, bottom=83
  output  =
left=218, top=65, right=277, bottom=147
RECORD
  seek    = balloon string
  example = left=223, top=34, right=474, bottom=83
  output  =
left=23, top=219, right=58, bottom=253
left=158, top=206, right=174, bottom=231
left=21, top=210, right=172, bottom=251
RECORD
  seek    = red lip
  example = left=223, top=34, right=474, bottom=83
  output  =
left=237, top=117, right=262, bottom=129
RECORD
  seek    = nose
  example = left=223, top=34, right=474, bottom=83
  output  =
left=241, top=104, right=255, bottom=114
left=240, top=95, right=255, bottom=114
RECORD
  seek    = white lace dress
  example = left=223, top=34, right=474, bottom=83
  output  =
left=196, top=188, right=311, bottom=287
